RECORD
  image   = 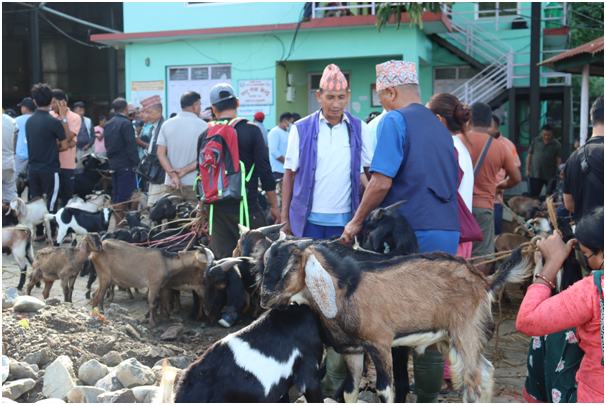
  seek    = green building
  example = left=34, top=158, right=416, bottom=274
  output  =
left=92, top=2, right=573, bottom=171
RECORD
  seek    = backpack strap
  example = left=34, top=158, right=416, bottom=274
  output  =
left=474, top=136, right=493, bottom=177
left=579, top=145, right=603, bottom=190
left=593, top=270, right=604, bottom=366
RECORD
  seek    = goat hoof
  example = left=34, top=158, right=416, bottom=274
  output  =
left=35, top=282, right=41, bottom=288
left=16, top=285, right=23, bottom=291
left=85, top=291, right=91, bottom=299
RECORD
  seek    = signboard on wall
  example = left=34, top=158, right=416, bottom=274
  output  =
left=238, top=105, right=270, bottom=117
left=238, top=79, right=273, bottom=105
left=166, top=64, right=232, bottom=117
left=131, top=81, right=165, bottom=110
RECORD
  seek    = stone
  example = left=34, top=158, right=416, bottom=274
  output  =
left=12, top=296, right=45, bottom=312
left=324, top=399, right=338, bottom=403
left=45, top=298, right=61, bottom=306
left=2, top=356, right=9, bottom=383
left=24, top=347, right=53, bottom=366
left=9, top=360, right=37, bottom=380
left=160, top=325, right=184, bottom=341
left=42, top=356, right=78, bottom=400
left=78, top=360, right=109, bottom=386
left=2, top=398, right=17, bottom=404
left=96, top=388, right=136, bottom=403
left=35, top=399, right=67, bottom=404
left=101, top=352, right=122, bottom=368
left=94, top=371, right=123, bottom=392
left=131, top=386, right=161, bottom=403
left=123, top=325, right=140, bottom=341
left=105, top=305, right=128, bottom=319
left=115, top=359, right=154, bottom=389
left=1, top=378, right=36, bottom=400
left=44, top=337, right=58, bottom=348
left=66, top=386, right=106, bottom=403
left=153, top=356, right=189, bottom=370
left=357, top=391, right=379, bottom=403
left=3, top=288, right=19, bottom=309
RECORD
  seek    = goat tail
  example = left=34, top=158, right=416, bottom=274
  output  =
left=30, top=266, right=42, bottom=282
left=487, top=246, right=534, bottom=301
left=153, top=359, right=177, bottom=403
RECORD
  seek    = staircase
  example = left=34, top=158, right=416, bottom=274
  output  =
left=436, top=4, right=513, bottom=106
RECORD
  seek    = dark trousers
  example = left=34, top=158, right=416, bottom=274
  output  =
left=58, top=168, right=75, bottom=208
left=29, top=171, right=59, bottom=236
left=494, top=203, right=503, bottom=236
left=273, top=172, right=284, bottom=181
left=528, top=177, right=548, bottom=198
left=211, top=205, right=267, bottom=259
left=302, top=222, right=344, bottom=239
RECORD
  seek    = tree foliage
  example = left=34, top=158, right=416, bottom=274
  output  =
left=375, top=2, right=448, bottom=31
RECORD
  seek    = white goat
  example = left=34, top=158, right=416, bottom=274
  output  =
left=6, top=197, right=49, bottom=235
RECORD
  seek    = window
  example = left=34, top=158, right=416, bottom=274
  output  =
left=476, top=2, right=519, bottom=19
left=166, top=64, right=231, bottom=117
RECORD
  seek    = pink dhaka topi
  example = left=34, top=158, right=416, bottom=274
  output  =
left=375, top=60, right=418, bottom=91
left=319, top=64, right=348, bottom=92
left=140, top=95, right=162, bottom=109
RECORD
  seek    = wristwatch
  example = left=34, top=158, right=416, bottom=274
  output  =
left=61, top=118, right=68, bottom=123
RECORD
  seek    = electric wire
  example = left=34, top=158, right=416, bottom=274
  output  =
left=38, top=10, right=111, bottom=49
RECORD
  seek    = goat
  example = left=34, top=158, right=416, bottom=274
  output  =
left=73, top=154, right=110, bottom=199
left=86, top=234, right=211, bottom=327
left=6, top=197, right=48, bottom=235
left=2, top=202, right=19, bottom=227
left=15, top=171, right=28, bottom=200
left=203, top=257, right=251, bottom=326
left=159, top=247, right=214, bottom=321
left=507, top=196, right=541, bottom=218
left=260, top=240, right=534, bottom=403
left=65, top=193, right=109, bottom=213
left=2, top=225, right=34, bottom=290
left=26, top=236, right=101, bottom=302
left=171, top=303, right=327, bottom=403
left=362, top=201, right=421, bottom=256
left=44, top=207, right=112, bottom=246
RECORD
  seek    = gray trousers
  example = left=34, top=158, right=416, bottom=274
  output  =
left=2, top=168, right=18, bottom=201
left=14, top=156, right=28, bottom=175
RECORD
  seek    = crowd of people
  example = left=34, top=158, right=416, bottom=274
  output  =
left=2, top=60, right=603, bottom=403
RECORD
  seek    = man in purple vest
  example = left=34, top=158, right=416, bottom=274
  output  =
left=282, top=64, right=373, bottom=239
left=342, top=60, right=460, bottom=402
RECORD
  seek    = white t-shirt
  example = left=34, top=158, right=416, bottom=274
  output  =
left=2, top=114, right=17, bottom=170
left=156, top=111, right=208, bottom=186
left=453, top=135, right=474, bottom=211
left=284, top=111, right=373, bottom=214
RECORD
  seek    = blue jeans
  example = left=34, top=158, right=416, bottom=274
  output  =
left=302, top=222, right=344, bottom=239
left=414, top=230, right=460, bottom=255
left=494, top=203, right=503, bottom=236
left=111, top=166, right=136, bottom=204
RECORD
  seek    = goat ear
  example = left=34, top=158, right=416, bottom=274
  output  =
left=373, top=208, right=386, bottom=220
left=304, top=253, right=338, bottom=319
left=278, top=231, right=287, bottom=241
left=80, top=239, right=89, bottom=255
left=385, top=200, right=406, bottom=211
left=237, top=224, right=250, bottom=234
left=92, top=233, right=103, bottom=252
left=71, top=238, right=78, bottom=247
left=295, top=239, right=313, bottom=251
left=19, top=199, right=28, bottom=217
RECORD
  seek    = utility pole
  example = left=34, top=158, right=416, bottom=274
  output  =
left=529, top=2, right=541, bottom=143
left=108, top=4, right=118, bottom=104
left=30, top=7, right=41, bottom=84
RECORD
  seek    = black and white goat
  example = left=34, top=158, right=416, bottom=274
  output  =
left=2, top=225, right=34, bottom=290
left=260, top=239, right=535, bottom=403
left=44, top=207, right=112, bottom=246
left=170, top=303, right=327, bottom=403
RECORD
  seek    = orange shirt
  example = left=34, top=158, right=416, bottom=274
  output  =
left=494, top=135, right=520, bottom=202
left=460, top=131, right=516, bottom=210
left=50, top=109, right=81, bottom=170
left=517, top=277, right=604, bottom=403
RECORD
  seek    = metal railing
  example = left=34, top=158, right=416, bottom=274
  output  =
left=311, top=2, right=377, bottom=18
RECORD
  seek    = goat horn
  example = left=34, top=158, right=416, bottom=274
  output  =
left=295, top=239, right=314, bottom=251
left=258, top=223, right=286, bottom=237
left=385, top=200, right=407, bottom=211
left=204, top=247, right=215, bottom=267
left=238, top=224, right=250, bottom=233
left=219, top=258, right=242, bottom=272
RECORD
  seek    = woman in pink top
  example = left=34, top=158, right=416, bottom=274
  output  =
left=517, top=206, right=604, bottom=403
left=94, top=115, right=107, bottom=157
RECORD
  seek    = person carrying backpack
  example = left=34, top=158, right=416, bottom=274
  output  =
left=184, top=83, right=279, bottom=259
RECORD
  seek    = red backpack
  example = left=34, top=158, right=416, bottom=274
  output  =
left=196, top=118, right=255, bottom=234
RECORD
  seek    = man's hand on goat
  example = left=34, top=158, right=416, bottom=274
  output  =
left=341, top=219, right=363, bottom=245
left=281, top=218, right=293, bottom=235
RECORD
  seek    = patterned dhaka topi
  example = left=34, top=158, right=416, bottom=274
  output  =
left=140, top=95, right=162, bottom=109
left=375, top=60, right=418, bottom=91
left=319, top=64, right=348, bottom=92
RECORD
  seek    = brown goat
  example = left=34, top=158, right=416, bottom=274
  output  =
left=507, top=196, right=540, bottom=218
left=159, top=247, right=214, bottom=320
left=87, top=233, right=210, bottom=327
left=26, top=235, right=101, bottom=302
left=260, top=240, right=534, bottom=403
left=2, top=225, right=34, bottom=290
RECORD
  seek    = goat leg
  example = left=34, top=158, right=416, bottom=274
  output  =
left=61, top=278, right=71, bottom=303
left=17, top=266, right=27, bottom=290
left=85, top=271, right=97, bottom=300
left=42, top=281, right=54, bottom=300
left=189, top=291, right=200, bottom=321
left=342, top=351, right=364, bottom=403
left=391, top=346, right=410, bottom=403
left=367, top=345, right=395, bottom=403
left=127, top=288, right=135, bottom=300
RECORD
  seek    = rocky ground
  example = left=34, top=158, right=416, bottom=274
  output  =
left=2, top=239, right=531, bottom=403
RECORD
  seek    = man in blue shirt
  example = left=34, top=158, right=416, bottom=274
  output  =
left=14, top=97, right=36, bottom=176
left=341, top=60, right=460, bottom=403
left=267, top=112, right=293, bottom=180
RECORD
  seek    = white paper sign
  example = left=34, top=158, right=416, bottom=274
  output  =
left=359, top=96, right=368, bottom=101
left=238, top=80, right=273, bottom=105
left=238, top=105, right=270, bottom=117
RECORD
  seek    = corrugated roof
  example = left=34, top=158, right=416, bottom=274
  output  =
left=539, top=36, right=604, bottom=67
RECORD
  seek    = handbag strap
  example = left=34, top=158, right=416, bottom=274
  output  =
left=473, top=136, right=493, bottom=177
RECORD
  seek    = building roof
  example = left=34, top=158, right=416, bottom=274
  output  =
left=538, top=36, right=604, bottom=76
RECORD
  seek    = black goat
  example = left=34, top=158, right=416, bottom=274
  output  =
left=363, top=200, right=421, bottom=256
left=173, top=303, right=326, bottom=403
left=2, top=202, right=19, bottom=227
left=73, top=154, right=110, bottom=199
